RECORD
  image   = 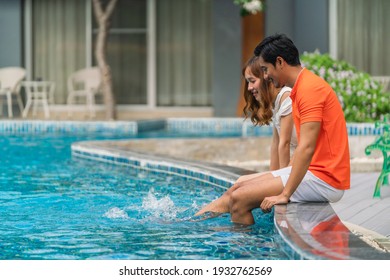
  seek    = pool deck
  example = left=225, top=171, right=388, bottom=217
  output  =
left=331, top=172, right=390, bottom=243
left=74, top=137, right=390, bottom=259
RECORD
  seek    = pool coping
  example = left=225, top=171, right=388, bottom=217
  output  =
left=71, top=140, right=390, bottom=260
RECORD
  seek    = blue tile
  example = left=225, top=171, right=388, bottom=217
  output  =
left=0, top=120, right=137, bottom=135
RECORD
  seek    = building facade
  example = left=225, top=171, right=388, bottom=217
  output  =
left=0, top=0, right=388, bottom=118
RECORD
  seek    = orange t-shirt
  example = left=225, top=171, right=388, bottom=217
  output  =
left=290, top=68, right=350, bottom=190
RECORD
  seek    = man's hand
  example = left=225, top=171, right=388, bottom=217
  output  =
left=260, top=194, right=289, bottom=212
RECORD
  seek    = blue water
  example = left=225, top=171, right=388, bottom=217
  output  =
left=0, top=132, right=289, bottom=260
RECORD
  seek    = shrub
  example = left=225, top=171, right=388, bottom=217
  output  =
left=300, top=51, right=390, bottom=122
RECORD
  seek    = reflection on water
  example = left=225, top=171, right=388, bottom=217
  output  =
left=275, top=203, right=351, bottom=259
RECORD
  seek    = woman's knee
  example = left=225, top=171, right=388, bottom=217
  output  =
left=225, top=181, right=242, bottom=196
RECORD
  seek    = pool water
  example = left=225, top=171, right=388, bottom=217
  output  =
left=0, top=133, right=289, bottom=260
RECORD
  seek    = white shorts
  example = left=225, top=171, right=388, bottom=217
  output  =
left=271, top=166, right=344, bottom=203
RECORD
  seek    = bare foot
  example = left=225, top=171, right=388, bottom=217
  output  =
left=189, top=211, right=223, bottom=222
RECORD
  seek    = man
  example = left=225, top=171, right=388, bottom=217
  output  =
left=196, top=34, right=350, bottom=225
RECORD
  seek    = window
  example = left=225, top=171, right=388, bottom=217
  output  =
left=336, top=0, right=390, bottom=76
left=30, top=0, right=86, bottom=104
left=92, top=0, right=147, bottom=105
left=28, top=0, right=212, bottom=106
left=156, top=0, right=212, bottom=106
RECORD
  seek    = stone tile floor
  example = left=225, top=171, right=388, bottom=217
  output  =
left=331, top=172, right=390, bottom=250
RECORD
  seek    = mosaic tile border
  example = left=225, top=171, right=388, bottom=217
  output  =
left=347, top=122, right=384, bottom=136
left=0, top=119, right=383, bottom=136
left=165, top=118, right=273, bottom=136
left=71, top=142, right=240, bottom=190
left=137, top=119, right=166, bottom=132
left=165, top=118, right=382, bottom=136
left=0, top=120, right=138, bottom=134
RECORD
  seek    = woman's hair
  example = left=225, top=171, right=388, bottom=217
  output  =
left=242, top=56, right=274, bottom=126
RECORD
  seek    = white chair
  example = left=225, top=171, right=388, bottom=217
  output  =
left=0, top=67, right=26, bottom=118
left=67, top=67, right=102, bottom=117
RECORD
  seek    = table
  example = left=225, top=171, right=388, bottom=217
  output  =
left=21, top=81, right=55, bottom=118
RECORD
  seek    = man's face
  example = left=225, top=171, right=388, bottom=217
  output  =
left=259, top=56, right=283, bottom=88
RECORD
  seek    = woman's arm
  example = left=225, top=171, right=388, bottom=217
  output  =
left=277, top=90, right=294, bottom=168
left=270, top=126, right=280, bottom=170
left=278, top=113, right=294, bottom=167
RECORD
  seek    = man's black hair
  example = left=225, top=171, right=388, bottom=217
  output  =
left=254, top=33, right=301, bottom=66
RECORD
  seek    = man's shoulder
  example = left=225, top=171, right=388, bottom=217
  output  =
left=300, top=68, right=326, bottom=84
left=297, top=69, right=332, bottom=93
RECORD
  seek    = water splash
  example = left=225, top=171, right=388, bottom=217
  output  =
left=103, top=207, right=129, bottom=219
left=141, top=189, right=178, bottom=220
left=103, top=189, right=200, bottom=223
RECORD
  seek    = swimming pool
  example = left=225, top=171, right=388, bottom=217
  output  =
left=2, top=118, right=385, bottom=261
left=0, top=127, right=291, bottom=260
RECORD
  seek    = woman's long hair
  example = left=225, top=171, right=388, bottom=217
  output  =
left=242, top=56, right=274, bottom=126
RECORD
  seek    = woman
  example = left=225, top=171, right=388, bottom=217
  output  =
left=195, top=55, right=297, bottom=218
left=243, top=55, right=296, bottom=170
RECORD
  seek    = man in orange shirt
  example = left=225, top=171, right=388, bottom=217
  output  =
left=196, top=34, right=350, bottom=225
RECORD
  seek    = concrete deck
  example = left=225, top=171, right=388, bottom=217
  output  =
left=331, top=173, right=390, bottom=241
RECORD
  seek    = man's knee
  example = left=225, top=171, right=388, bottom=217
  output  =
left=229, top=188, right=247, bottom=215
left=236, top=175, right=250, bottom=183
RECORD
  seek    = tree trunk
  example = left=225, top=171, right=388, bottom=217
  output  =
left=236, top=11, right=265, bottom=116
left=92, top=0, right=118, bottom=120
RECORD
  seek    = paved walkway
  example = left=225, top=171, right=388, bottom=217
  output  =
left=331, top=172, right=390, bottom=240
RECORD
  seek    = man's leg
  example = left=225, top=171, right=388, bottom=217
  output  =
left=230, top=175, right=284, bottom=225
left=194, top=172, right=272, bottom=217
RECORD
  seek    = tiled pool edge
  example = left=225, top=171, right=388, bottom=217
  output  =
left=0, top=120, right=138, bottom=134
left=144, top=118, right=385, bottom=137
left=71, top=141, right=247, bottom=190
left=0, top=119, right=383, bottom=136
left=71, top=141, right=390, bottom=260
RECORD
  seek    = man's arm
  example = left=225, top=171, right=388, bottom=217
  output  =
left=260, top=121, right=321, bottom=210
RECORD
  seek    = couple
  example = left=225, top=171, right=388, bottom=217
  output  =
left=195, top=34, right=350, bottom=225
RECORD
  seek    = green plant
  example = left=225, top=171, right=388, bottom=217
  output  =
left=300, top=51, right=390, bottom=122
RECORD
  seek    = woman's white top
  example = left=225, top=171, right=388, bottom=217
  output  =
left=271, top=86, right=298, bottom=155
